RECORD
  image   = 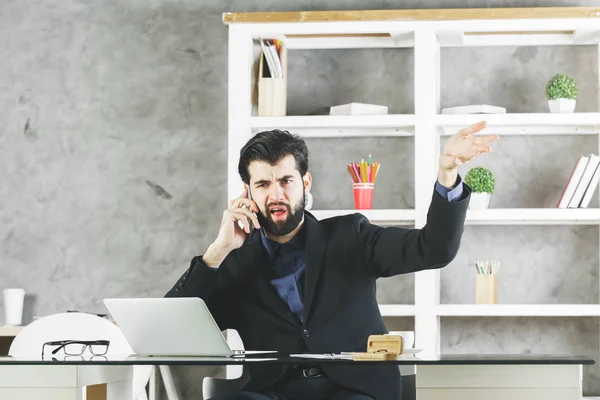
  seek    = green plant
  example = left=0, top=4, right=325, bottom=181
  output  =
left=545, top=74, right=578, bottom=100
left=465, top=167, right=495, bottom=194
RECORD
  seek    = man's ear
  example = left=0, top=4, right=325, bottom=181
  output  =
left=303, top=172, right=312, bottom=193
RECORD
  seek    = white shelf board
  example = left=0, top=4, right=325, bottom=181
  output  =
left=310, top=209, right=415, bottom=226
left=0, top=326, right=24, bottom=337
left=436, top=113, right=600, bottom=135
left=465, top=208, right=600, bottom=225
left=438, top=29, right=600, bottom=47
left=437, top=304, right=600, bottom=317
left=283, top=32, right=415, bottom=49
left=379, top=304, right=415, bottom=317
left=250, top=115, right=416, bottom=138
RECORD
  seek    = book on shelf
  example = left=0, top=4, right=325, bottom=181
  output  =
left=259, top=38, right=285, bottom=78
left=557, top=154, right=600, bottom=208
left=568, top=154, right=600, bottom=208
left=580, top=160, right=600, bottom=208
left=258, top=38, right=287, bottom=117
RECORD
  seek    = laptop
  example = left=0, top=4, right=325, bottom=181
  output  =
left=103, top=297, right=267, bottom=357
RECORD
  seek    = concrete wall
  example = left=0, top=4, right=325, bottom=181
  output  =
left=1, top=0, right=599, bottom=397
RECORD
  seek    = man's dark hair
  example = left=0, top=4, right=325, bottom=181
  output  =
left=238, top=129, right=309, bottom=184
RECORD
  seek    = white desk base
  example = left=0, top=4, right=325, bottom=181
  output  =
left=0, top=362, right=584, bottom=399
left=0, top=365, right=133, bottom=400
left=417, top=364, right=583, bottom=400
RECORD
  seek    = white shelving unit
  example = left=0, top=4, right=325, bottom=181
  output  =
left=224, top=7, right=600, bottom=363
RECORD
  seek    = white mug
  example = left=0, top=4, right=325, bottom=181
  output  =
left=387, top=331, right=415, bottom=348
left=3, top=288, right=25, bottom=326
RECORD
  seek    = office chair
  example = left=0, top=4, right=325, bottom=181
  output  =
left=9, top=312, right=152, bottom=400
left=202, top=329, right=248, bottom=399
left=201, top=330, right=416, bottom=400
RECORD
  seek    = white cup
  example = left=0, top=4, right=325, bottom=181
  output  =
left=388, top=331, right=415, bottom=348
left=3, top=288, right=25, bottom=326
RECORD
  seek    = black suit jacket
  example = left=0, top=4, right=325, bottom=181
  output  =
left=166, top=183, right=470, bottom=400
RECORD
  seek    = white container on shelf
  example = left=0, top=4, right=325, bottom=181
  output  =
left=468, top=192, right=491, bottom=209
left=329, top=102, right=388, bottom=116
left=3, top=288, right=25, bottom=326
left=548, top=98, right=576, bottom=113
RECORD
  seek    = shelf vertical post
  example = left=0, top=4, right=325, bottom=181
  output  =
left=597, top=40, right=600, bottom=362
left=414, top=28, right=442, bottom=358
left=228, top=25, right=254, bottom=201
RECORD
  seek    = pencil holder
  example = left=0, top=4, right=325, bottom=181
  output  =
left=475, top=274, right=498, bottom=304
left=353, top=183, right=374, bottom=209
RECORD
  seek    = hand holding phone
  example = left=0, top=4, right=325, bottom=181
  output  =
left=203, top=186, right=261, bottom=267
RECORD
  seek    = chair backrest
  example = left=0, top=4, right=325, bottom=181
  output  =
left=9, top=312, right=151, bottom=398
left=202, top=329, right=247, bottom=399
left=225, top=329, right=244, bottom=379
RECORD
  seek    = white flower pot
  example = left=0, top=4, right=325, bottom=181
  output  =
left=548, top=98, right=576, bottom=113
left=469, top=192, right=491, bottom=209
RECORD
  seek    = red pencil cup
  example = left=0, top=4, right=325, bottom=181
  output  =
left=353, top=183, right=374, bottom=209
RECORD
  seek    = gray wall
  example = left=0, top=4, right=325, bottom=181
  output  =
left=1, top=0, right=600, bottom=398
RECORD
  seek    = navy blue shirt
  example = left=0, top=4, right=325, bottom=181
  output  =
left=260, top=225, right=307, bottom=322
left=260, top=176, right=465, bottom=322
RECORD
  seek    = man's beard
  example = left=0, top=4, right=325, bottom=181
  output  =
left=258, top=193, right=306, bottom=237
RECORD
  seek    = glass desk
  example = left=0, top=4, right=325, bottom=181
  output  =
left=0, top=354, right=593, bottom=400
left=0, top=353, right=594, bottom=365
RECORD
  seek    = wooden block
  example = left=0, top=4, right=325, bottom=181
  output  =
left=352, top=352, right=396, bottom=361
left=87, top=384, right=107, bottom=400
left=367, top=334, right=404, bottom=355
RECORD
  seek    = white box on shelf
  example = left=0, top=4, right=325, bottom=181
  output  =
left=441, top=105, right=506, bottom=114
left=329, top=102, right=388, bottom=116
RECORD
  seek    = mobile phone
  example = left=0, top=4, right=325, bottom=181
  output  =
left=246, top=185, right=259, bottom=231
left=240, top=185, right=256, bottom=233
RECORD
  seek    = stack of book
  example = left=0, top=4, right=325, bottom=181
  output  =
left=259, top=38, right=285, bottom=78
left=556, top=154, right=600, bottom=208
left=257, top=38, right=287, bottom=117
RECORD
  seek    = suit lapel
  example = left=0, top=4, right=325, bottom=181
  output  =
left=246, top=230, right=302, bottom=328
left=302, top=212, right=328, bottom=324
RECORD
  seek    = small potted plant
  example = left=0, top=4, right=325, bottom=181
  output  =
left=545, top=74, right=578, bottom=113
left=465, top=167, right=495, bottom=209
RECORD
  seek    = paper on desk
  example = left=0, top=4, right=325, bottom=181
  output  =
left=290, top=353, right=354, bottom=360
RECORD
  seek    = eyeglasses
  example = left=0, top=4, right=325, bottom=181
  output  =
left=51, top=355, right=108, bottom=362
left=41, top=340, right=110, bottom=359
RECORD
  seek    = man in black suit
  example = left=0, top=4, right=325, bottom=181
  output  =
left=166, top=122, right=498, bottom=400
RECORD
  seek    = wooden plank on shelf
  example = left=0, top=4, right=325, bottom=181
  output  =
left=223, top=7, right=600, bottom=24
